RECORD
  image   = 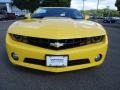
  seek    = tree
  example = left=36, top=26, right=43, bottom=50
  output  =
left=12, top=0, right=41, bottom=12
left=84, top=9, right=120, bottom=17
left=115, top=0, right=120, bottom=11
left=42, top=0, right=71, bottom=7
left=13, top=0, right=71, bottom=12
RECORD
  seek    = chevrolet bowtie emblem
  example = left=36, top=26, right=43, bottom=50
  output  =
left=50, top=42, right=64, bottom=48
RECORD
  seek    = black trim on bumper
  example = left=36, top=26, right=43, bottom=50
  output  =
left=24, top=58, right=90, bottom=67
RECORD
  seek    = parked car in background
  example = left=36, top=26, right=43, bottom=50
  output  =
left=103, top=17, right=117, bottom=23
left=0, top=11, right=6, bottom=20
left=5, top=13, right=16, bottom=20
left=113, top=17, right=120, bottom=23
left=0, top=10, right=16, bottom=20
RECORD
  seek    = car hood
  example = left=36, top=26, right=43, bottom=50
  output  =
left=8, top=17, right=106, bottom=39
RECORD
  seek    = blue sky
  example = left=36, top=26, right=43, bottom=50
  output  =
left=71, top=0, right=117, bottom=10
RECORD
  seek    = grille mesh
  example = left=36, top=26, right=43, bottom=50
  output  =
left=26, top=36, right=104, bottom=50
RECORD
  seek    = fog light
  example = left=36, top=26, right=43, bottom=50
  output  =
left=95, top=54, right=102, bottom=62
left=11, top=52, right=19, bottom=60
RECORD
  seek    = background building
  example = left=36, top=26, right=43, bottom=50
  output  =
left=0, top=0, right=29, bottom=16
left=0, top=0, right=12, bottom=13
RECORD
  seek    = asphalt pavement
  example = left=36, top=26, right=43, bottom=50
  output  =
left=0, top=20, right=120, bottom=90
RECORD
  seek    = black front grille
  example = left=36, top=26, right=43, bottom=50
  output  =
left=27, top=38, right=86, bottom=50
left=10, top=34, right=104, bottom=50
left=24, top=58, right=90, bottom=67
left=26, top=36, right=104, bottom=50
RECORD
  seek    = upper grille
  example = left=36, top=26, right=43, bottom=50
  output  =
left=26, top=36, right=104, bottom=50
left=10, top=34, right=104, bottom=50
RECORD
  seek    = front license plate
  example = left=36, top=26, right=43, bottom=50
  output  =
left=46, top=56, right=68, bottom=66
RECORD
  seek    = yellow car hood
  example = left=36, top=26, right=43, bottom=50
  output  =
left=8, top=17, right=106, bottom=39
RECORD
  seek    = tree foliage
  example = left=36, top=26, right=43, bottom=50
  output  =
left=42, top=0, right=71, bottom=7
left=13, top=0, right=40, bottom=12
left=84, top=9, right=120, bottom=17
left=12, top=0, right=71, bottom=12
left=115, top=0, right=120, bottom=11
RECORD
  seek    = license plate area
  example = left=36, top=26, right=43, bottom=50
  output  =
left=46, top=55, right=68, bottom=67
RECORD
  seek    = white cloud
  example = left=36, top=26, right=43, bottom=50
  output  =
left=71, top=0, right=117, bottom=10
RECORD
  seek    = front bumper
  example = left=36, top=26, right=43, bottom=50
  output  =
left=6, top=34, right=108, bottom=72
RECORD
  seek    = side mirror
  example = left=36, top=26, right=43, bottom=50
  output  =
left=84, top=15, right=90, bottom=20
left=25, top=13, right=31, bottom=19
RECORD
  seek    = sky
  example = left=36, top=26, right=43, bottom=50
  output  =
left=71, top=0, right=117, bottom=10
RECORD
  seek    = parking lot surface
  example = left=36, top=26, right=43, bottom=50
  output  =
left=0, top=20, right=120, bottom=90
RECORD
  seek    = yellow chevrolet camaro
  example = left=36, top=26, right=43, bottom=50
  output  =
left=6, top=7, right=108, bottom=72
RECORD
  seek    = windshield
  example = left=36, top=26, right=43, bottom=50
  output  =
left=32, top=8, right=83, bottom=19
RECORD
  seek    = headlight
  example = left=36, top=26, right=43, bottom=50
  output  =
left=10, top=34, right=28, bottom=43
left=81, top=36, right=104, bottom=45
left=91, top=36, right=104, bottom=43
left=80, top=35, right=105, bottom=45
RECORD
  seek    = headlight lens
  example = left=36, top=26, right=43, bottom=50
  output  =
left=80, top=36, right=104, bottom=45
left=10, top=34, right=28, bottom=43
left=91, top=36, right=104, bottom=43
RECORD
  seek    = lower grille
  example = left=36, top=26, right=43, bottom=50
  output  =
left=24, top=58, right=90, bottom=67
